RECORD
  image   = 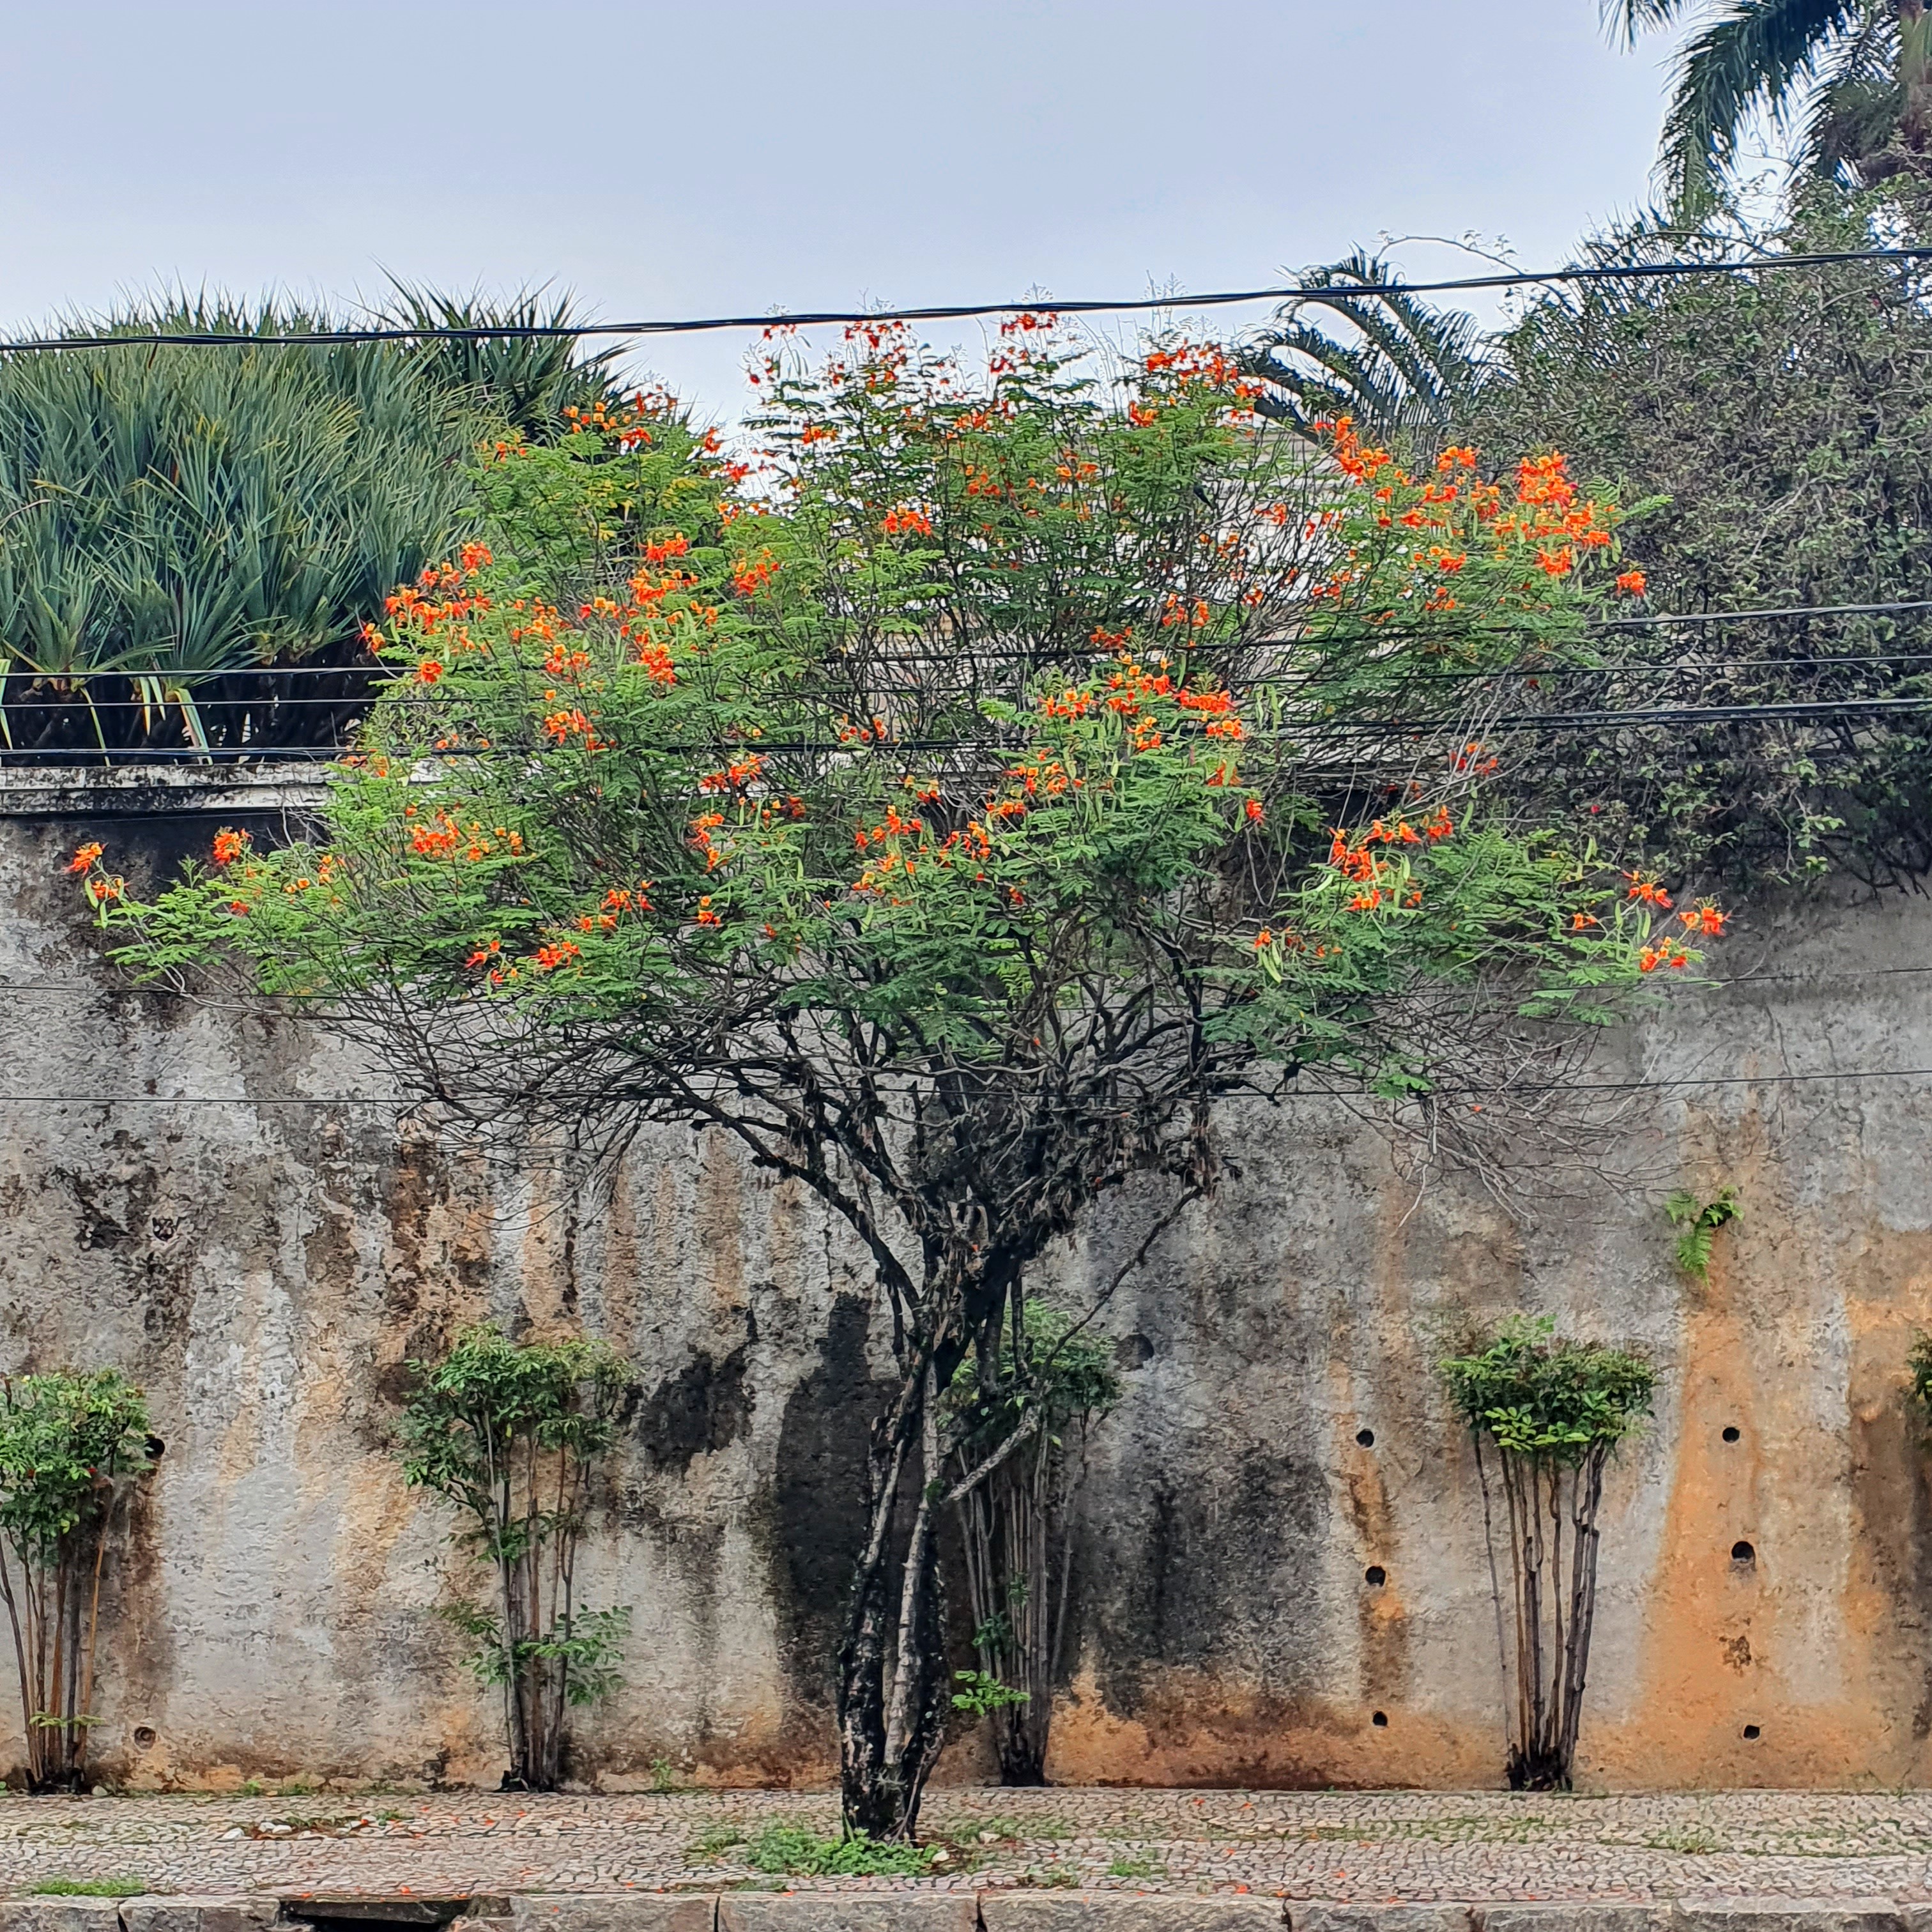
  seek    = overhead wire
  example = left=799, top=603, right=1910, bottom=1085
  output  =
left=8, top=245, right=1932, bottom=351
left=1, top=1064, right=1928, bottom=1106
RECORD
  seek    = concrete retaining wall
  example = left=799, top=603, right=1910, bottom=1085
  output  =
left=4, top=778, right=1932, bottom=1790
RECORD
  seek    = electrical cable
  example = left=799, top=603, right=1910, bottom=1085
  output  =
left=1, top=1064, right=1928, bottom=1105
left=7, top=596, right=1932, bottom=682
left=10, top=247, right=1932, bottom=351
left=8, top=691, right=1932, bottom=764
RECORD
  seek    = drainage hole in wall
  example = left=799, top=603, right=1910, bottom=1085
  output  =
left=144, top=1436, right=165, bottom=1461
left=1364, top=1565, right=1386, bottom=1587
left=1731, top=1540, right=1756, bottom=1565
left=1722, top=1426, right=1741, bottom=1443
left=1742, top=1724, right=1761, bottom=1740
left=1371, top=1711, right=1388, bottom=1728
left=132, top=1726, right=156, bottom=1749
left=1356, top=1428, right=1376, bottom=1448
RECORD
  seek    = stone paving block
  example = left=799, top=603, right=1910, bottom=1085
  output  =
left=1482, top=1910, right=1673, bottom=1932
left=511, top=1900, right=717, bottom=1932
left=1297, top=1908, right=1472, bottom=1932
left=0, top=1902, right=124, bottom=1932
left=720, top=1897, right=976, bottom=1932
left=122, top=1901, right=279, bottom=1932
left=983, top=1901, right=1287, bottom=1932
left=1674, top=1905, right=1903, bottom=1932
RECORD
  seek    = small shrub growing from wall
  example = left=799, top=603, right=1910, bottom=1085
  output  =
left=1437, top=1317, right=1653, bottom=1791
left=0, top=1372, right=151, bottom=1791
left=398, top=1325, right=638, bottom=1791
left=944, top=1301, right=1121, bottom=1785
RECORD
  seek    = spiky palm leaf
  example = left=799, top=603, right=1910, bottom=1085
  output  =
left=377, top=282, right=627, bottom=438
left=1602, top=0, right=1912, bottom=203
left=1241, top=250, right=1492, bottom=448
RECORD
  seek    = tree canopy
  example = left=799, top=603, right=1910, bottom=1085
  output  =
left=83, top=314, right=1714, bottom=1833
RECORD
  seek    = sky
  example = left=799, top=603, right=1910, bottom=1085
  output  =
left=0, top=1, right=1690, bottom=419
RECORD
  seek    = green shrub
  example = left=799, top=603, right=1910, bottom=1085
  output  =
left=744, top=1822, right=935, bottom=1876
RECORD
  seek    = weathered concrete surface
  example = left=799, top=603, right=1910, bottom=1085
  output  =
left=4, top=793, right=1932, bottom=1790
left=120, top=1903, right=278, bottom=1932
left=510, top=1901, right=716, bottom=1932
left=983, top=1905, right=1284, bottom=1932
left=721, top=1900, right=977, bottom=1932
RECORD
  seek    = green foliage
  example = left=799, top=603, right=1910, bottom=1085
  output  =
left=438, top=1598, right=631, bottom=1705
left=744, top=1821, right=935, bottom=1876
left=0, top=1371, right=150, bottom=1791
left=399, top=1325, right=634, bottom=1560
left=0, top=300, right=469, bottom=751
left=1604, top=0, right=1928, bottom=206
left=949, top=1668, right=1031, bottom=1716
left=1106, top=1857, right=1165, bottom=1880
left=1666, top=1185, right=1741, bottom=1276
left=29, top=1878, right=147, bottom=1897
left=1463, top=190, right=1932, bottom=886
left=399, top=1325, right=637, bottom=1790
left=0, top=288, right=621, bottom=757
left=1241, top=249, right=1494, bottom=448
left=1906, top=1332, right=1932, bottom=1415
left=0, top=1373, right=150, bottom=1559
left=945, top=1302, right=1122, bottom=1459
left=375, top=282, right=626, bottom=441
left=1438, top=1316, right=1655, bottom=1462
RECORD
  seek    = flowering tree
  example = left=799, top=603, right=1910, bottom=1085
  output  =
left=84, top=318, right=1715, bottom=1836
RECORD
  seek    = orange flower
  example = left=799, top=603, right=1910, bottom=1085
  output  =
left=65, top=841, right=103, bottom=874
left=1244, top=798, right=1264, bottom=823
left=416, top=661, right=444, bottom=686
left=1614, top=569, right=1647, bottom=597
left=1254, top=929, right=1273, bottom=949
left=211, top=829, right=251, bottom=866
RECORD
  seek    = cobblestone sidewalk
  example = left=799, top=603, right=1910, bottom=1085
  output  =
left=0, top=1790, right=1926, bottom=1903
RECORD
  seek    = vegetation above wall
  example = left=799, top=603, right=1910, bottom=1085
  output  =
left=0, top=291, right=622, bottom=763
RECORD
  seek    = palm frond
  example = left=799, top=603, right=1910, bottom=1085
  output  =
left=1657, top=0, right=1867, bottom=206
left=1604, top=0, right=1698, bottom=49
left=1241, top=250, right=1491, bottom=448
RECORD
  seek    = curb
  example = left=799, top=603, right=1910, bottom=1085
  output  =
left=6, top=1898, right=1932, bottom=1932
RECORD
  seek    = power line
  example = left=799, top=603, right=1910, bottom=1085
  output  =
left=10, top=247, right=1932, bottom=351
left=9, top=962, right=1930, bottom=1000
left=14, top=650, right=1932, bottom=715
left=8, top=692, right=1932, bottom=765
left=9, top=596, right=1932, bottom=691
left=2, top=1064, right=1928, bottom=1106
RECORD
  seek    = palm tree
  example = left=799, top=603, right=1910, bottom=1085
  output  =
left=1239, top=250, right=1492, bottom=448
left=1607, top=1, right=1932, bottom=204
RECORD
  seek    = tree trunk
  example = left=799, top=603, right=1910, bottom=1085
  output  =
left=836, top=1354, right=949, bottom=1840
left=1480, top=1446, right=1612, bottom=1793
